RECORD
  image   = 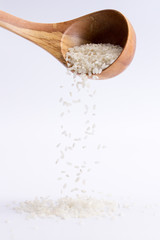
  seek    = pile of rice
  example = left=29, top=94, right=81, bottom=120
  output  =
left=65, top=43, right=123, bottom=79
left=13, top=196, right=118, bottom=219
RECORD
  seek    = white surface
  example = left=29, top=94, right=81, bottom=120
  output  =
left=1, top=0, right=160, bottom=239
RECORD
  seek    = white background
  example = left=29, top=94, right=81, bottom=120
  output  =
left=1, top=0, right=160, bottom=239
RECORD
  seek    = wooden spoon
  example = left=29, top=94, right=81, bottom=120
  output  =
left=0, top=9, right=136, bottom=79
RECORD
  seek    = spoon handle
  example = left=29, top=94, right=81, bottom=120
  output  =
left=0, top=10, right=67, bottom=63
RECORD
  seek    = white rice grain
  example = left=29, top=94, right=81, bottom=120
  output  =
left=56, top=143, right=61, bottom=148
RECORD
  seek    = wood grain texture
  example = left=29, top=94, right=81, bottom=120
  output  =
left=0, top=10, right=136, bottom=79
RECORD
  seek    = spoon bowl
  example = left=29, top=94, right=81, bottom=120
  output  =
left=0, top=9, right=136, bottom=79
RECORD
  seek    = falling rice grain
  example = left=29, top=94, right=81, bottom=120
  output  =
left=72, top=143, right=75, bottom=148
left=72, top=99, right=80, bottom=103
left=55, top=159, right=59, bottom=164
left=81, top=165, right=86, bottom=168
left=74, top=166, right=79, bottom=169
left=60, top=151, right=64, bottom=159
left=81, top=190, right=86, bottom=193
left=82, top=180, right=86, bottom=185
left=56, top=143, right=61, bottom=148
left=85, top=131, right=93, bottom=135
left=62, top=130, right=67, bottom=136
left=85, top=120, right=90, bottom=124
left=75, top=177, right=80, bottom=182
left=66, top=162, right=72, bottom=166
left=71, top=188, right=78, bottom=192
left=74, top=138, right=81, bottom=141
left=97, top=144, right=101, bottom=150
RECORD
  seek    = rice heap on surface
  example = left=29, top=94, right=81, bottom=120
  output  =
left=13, top=197, right=118, bottom=219
left=65, top=43, right=123, bottom=79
